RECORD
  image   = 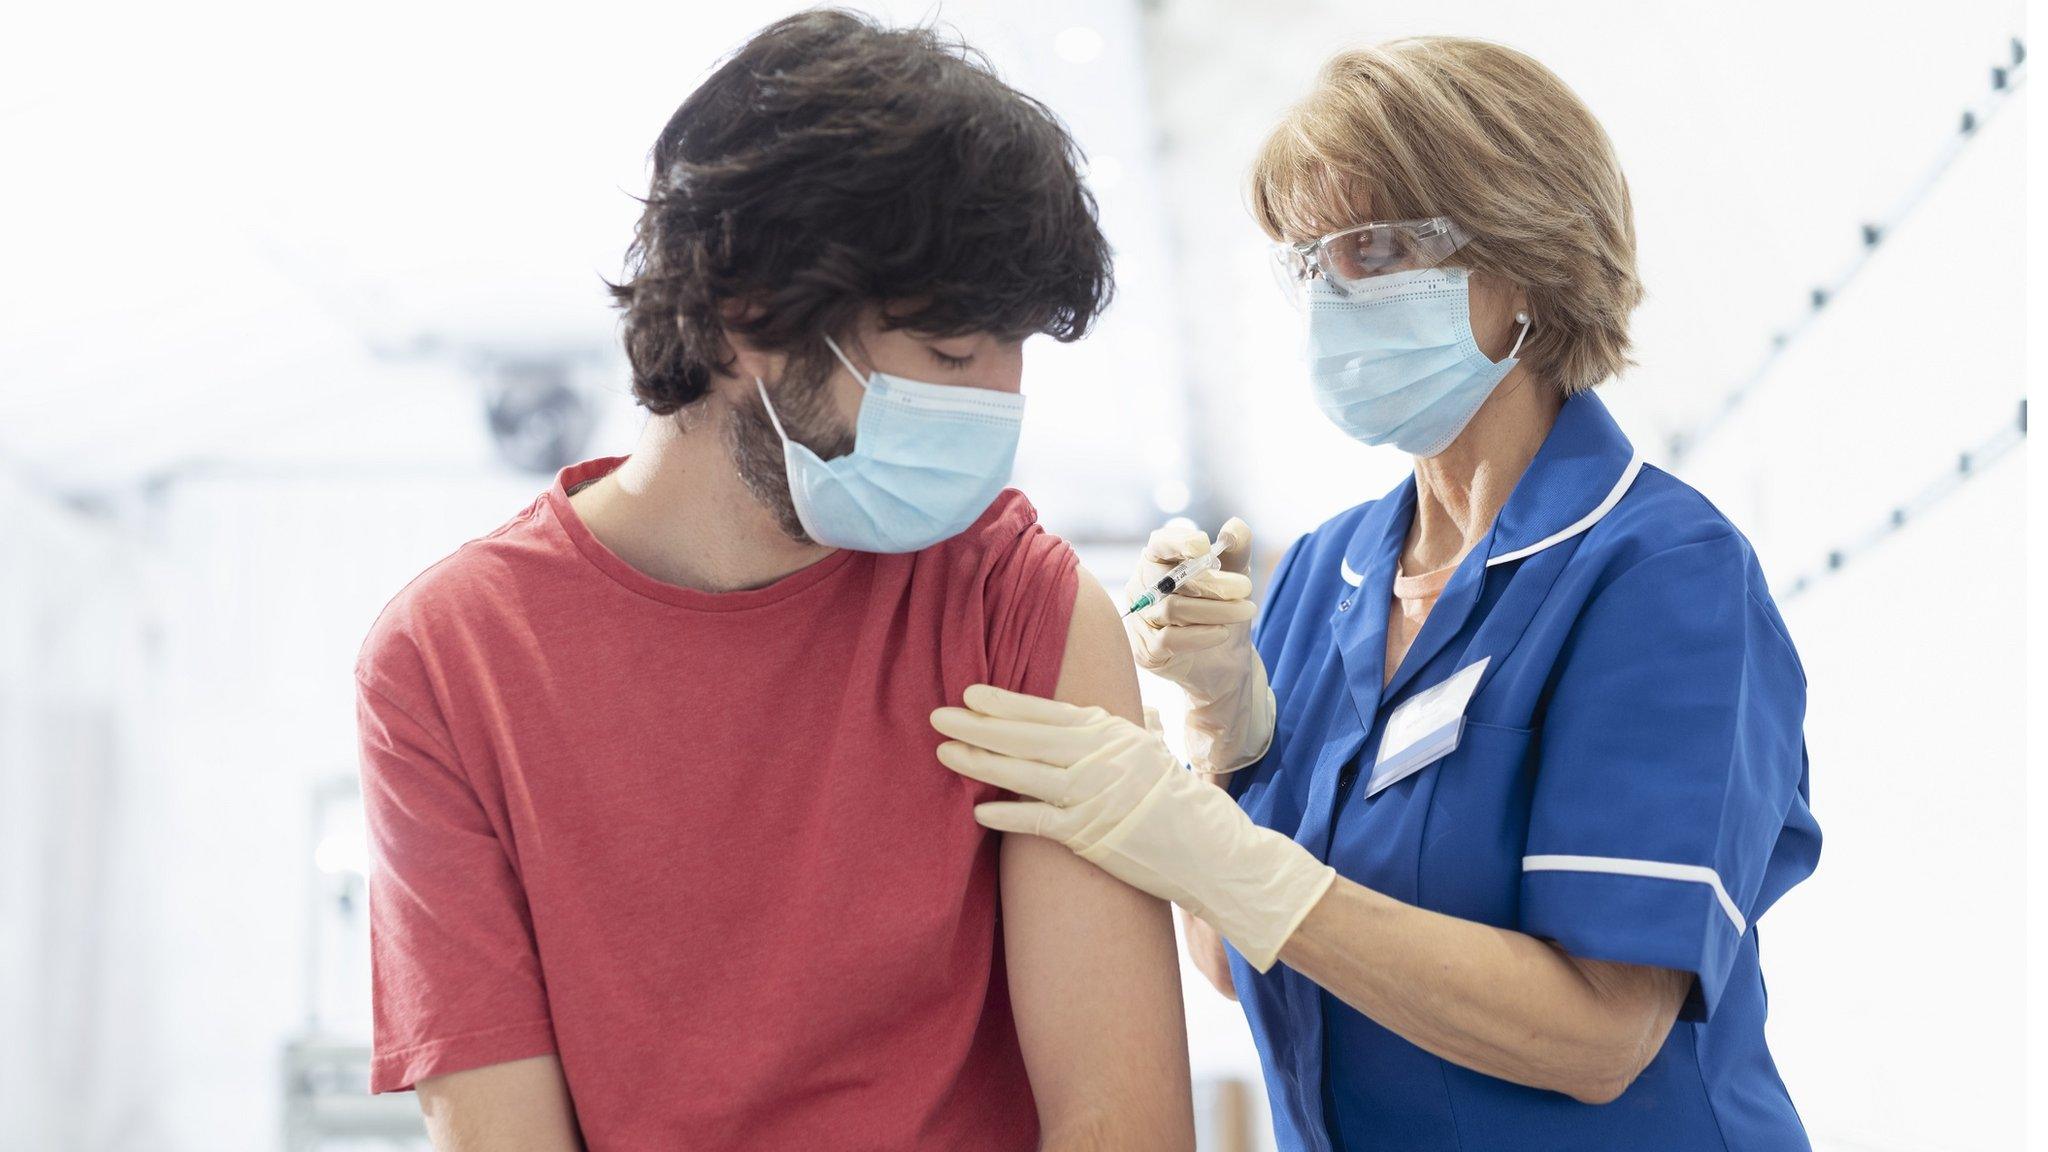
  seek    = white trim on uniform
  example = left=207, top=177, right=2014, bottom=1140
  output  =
left=1522, top=853, right=1747, bottom=935
left=1486, top=452, right=1648, bottom=567
left=1336, top=452, right=1647, bottom=586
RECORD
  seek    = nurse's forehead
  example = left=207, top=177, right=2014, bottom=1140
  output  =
left=1275, top=191, right=1377, bottom=245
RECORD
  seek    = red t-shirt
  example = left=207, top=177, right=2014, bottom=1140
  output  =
left=355, top=457, right=1079, bottom=1150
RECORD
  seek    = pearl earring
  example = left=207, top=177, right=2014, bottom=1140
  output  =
left=1508, top=311, right=1532, bottom=359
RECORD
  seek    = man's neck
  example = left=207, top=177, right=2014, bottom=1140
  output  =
left=569, top=397, right=836, bottom=594
left=1403, top=370, right=1562, bottom=574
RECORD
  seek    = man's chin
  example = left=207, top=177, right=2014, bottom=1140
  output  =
left=723, top=391, right=840, bottom=548
left=735, top=468, right=814, bottom=545
left=778, top=506, right=819, bottom=547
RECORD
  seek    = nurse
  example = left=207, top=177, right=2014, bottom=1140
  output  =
left=930, top=36, right=1821, bottom=1152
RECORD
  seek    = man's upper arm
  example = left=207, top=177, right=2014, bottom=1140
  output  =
left=1000, top=571, right=1196, bottom=1149
left=417, top=1055, right=584, bottom=1152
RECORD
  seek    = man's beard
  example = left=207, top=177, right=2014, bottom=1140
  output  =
left=724, top=365, right=856, bottom=544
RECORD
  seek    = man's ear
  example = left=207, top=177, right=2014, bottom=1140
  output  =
left=714, top=299, right=777, bottom=392
left=722, top=336, right=772, bottom=390
left=704, top=303, right=770, bottom=387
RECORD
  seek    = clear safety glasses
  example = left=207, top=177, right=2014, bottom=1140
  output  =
left=1270, top=216, right=1473, bottom=303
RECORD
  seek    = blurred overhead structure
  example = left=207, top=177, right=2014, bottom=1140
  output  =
left=1666, top=37, right=2026, bottom=465
left=484, top=359, right=600, bottom=475
left=1778, top=398, right=2026, bottom=600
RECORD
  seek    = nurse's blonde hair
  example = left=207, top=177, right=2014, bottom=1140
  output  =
left=1251, top=37, right=1643, bottom=395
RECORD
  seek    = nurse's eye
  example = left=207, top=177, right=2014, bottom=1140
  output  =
left=927, top=348, right=974, bottom=370
left=1330, top=232, right=1406, bottom=278
left=1365, top=234, right=1417, bottom=272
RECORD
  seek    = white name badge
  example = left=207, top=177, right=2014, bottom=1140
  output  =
left=1366, top=657, right=1491, bottom=797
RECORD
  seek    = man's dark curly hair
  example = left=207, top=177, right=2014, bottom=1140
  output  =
left=606, top=8, right=1115, bottom=415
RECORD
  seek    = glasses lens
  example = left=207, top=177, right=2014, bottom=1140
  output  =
left=1269, top=245, right=1308, bottom=306
left=1319, top=220, right=1469, bottom=292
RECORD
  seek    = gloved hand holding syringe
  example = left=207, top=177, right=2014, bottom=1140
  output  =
left=1121, top=547, right=1227, bottom=617
left=1119, top=518, right=1275, bottom=776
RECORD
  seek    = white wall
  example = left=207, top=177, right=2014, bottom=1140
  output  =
left=1684, top=99, right=2028, bottom=1152
left=0, top=478, right=150, bottom=1149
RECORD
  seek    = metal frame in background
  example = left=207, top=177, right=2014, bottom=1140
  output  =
left=1779, top=399, right=2026, bottom=600
left=1669, top=38, right=2027, bottom=465
left=282, top=777, right=429, bottom=1151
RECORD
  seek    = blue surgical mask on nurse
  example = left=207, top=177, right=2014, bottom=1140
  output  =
left=1303, top=264, right=1532, bottom=457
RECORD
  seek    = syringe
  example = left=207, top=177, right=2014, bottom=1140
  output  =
left=1122, top=548, right=1224, bottom=618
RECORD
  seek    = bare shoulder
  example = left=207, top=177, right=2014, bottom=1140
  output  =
left=1051, top=567, right=1143, bottom=723
left=1002, top=570, right=1194, bottom=1145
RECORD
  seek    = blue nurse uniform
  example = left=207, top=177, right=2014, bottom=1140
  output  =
left=1228, top=391, right=1821, bottom=1152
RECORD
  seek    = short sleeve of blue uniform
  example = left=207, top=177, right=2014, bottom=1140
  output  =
left=1520, top=532, right=1817, bottom=1021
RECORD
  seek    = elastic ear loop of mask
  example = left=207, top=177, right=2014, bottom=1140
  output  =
left=753, top=377, right=792, bottom=443
left=1489, top=312, right=1539, bottom=407
left=1507, top=312, right=1532, bottom=359
left=757, top=332, right=870, bottom=443
left=822, top=333, right=872, bottom=388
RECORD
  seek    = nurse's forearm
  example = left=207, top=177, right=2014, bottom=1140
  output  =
left=1178, top=907, right=1237, bottom=1001
left=1276, top=878, right=1689, bottom=1104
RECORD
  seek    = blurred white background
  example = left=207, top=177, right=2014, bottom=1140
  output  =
left=0, top=1, right=2032, bottom=1149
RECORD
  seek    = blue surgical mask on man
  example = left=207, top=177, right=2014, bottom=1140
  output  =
left=755, top=333, right=1025, bottom=553
left=1304, top=266, right=1530, bottom=457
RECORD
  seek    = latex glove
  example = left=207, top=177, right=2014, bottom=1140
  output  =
left=1124, top=517, right=1276, bottom=774
left=931, top=684, right=1336, bottom=972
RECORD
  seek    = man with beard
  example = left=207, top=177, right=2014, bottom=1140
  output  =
left=354, top=10, right=1193, bottom=1151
